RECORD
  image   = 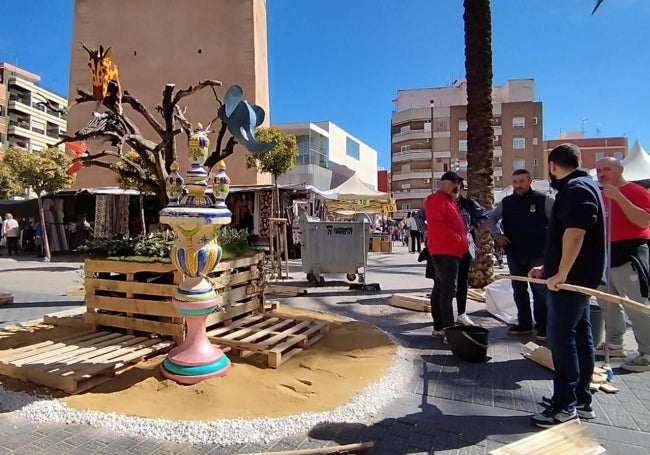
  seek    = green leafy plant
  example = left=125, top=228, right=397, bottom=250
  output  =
left=78, top=228, right=255, bottom=262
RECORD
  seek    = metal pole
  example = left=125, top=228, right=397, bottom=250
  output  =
left=429, top=100, right=435, bottom=192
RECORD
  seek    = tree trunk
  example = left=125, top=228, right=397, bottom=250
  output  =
left=139, top=193, right=147, bottom=235
left=273, top=173, right=281, bottom=218
left=37, top=196, right=52, bottom=262
left=464, top=0, right=495, bottom=288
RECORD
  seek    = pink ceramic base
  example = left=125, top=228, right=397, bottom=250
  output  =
left=160, top=361, right=232, bottom=385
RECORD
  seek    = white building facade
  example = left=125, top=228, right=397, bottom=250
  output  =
left=274, top=121, right=379, bottom=190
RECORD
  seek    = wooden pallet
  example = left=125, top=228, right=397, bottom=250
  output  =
left=207, top=313, right=329, bottom=368
left=390, top=294, right=431, bottom=312
left=265, top=284, right=308, bottom=297
left=0, top=330, right=173, bottom=394
left=489, top=420, right=605, bottom=454
left=43, top=307, right=89, bottom=329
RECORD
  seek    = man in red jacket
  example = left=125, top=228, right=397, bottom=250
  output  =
left=425, top=171, right=469, bottom=338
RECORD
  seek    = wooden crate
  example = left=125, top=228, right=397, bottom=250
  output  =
left=207, top=313, right=329, bottom=368
left=84, top=252, right=265, bottom=343
left=380, top=240, right=393, bottom=253
left=0, top=330, right=173, bottom=394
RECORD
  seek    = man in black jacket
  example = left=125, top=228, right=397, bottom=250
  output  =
left=529, top=143, right=606, bottom=427
left=488, top=169, right=553, bottom=339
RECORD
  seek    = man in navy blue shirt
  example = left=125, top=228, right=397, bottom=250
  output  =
left=529, top=143, right=606, bottom=427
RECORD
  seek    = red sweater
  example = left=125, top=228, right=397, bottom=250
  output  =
left=424, top=190, right=469, bottom=258
left=602, top=182, right=650, bottom=242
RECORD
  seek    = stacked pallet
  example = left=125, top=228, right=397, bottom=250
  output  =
left=390, top=294, right=431, bottom=312
left=84, top=253, right=265, bottom=343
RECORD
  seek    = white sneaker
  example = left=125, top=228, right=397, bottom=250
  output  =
left=456, top=314, right=475, bottom=326
left=622, top=352, right=650, bottom=372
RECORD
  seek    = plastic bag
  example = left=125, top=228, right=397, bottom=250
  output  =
left=484, top=278, right=532, bottom=325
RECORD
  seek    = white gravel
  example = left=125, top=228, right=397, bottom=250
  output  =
left=0, top=345, right=416, bottom=446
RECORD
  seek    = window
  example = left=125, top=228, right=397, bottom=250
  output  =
left=345, top=137, right=360, bottom=160
left=513, top=137, right=526, bottom=149
left=458, top=139, right=468, bottom=152
left=458, top=119, right=467, bottom=131
left=532, top=116, right=538, bottom=125
left=494, top=126, right=502, bottom=137
left=532, top=137, right=538, bottom=145
left=614, top=151, right=623, bottom=160
left=400, top=145, right=410, bottom=153
left=400, top=125, right=410, bottom=133
left=595, top=152, right=605, bottom=162
left=423, top=121, right=431, bottom=132
left=513, top=116, right=526, bottom=129
left=401, top=183, right=411, bottom=190
left=400, top=204, right=411, bottom=211
left=513, top=158, right=526, bottom=169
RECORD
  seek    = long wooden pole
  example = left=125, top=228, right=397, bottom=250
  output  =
left=505, top=275, right=650, bottom=316
left=238, top=441, right=374, bottom=455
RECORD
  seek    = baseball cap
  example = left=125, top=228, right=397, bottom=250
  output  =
left=440, top=171, right=463, bottom=182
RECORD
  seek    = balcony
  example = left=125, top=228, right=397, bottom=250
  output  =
left=392, top=188, right=431, bottom=200
left=392, top=129, right=451, bottom=143
left=392, top=148, right=432, bottom=163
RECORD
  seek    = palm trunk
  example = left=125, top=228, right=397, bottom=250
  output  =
left=464, top=0, right=495, bottom=288
left=37, top=196, right=52, bottom=262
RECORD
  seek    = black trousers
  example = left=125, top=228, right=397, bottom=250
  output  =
left=6, top=237, right=19, bottom=256
left=430, top=254, right=460, bottom=330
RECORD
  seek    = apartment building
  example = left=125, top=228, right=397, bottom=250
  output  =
left=274, top=121, right=379, bottom=190
left=391, top=79, right=543, bottom=215
left=0, top=62, right=67, bottom=157
left=546, top=133, right=628, bottom=170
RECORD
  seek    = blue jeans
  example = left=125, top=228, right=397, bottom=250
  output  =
left=507, top=256, right=547, bottom=333
left=430, top=255, right=460, bottom=330
left=547, top=290, right=594, bottom=409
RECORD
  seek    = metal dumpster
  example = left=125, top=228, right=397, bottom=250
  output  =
left=299, top=214, right=371, bottom=285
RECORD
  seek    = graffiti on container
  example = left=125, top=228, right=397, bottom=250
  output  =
left=326, top=225, right=354, bottom=236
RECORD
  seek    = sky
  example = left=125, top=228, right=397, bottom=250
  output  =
left=1, top=0, right=648, bottom=170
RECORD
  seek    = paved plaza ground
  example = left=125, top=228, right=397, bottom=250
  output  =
left=0, top=246, right=649, bottom=454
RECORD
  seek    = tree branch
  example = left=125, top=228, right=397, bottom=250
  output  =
left=122, top=92, right=165, bottom=137
left=172, top=79, right=222, bottom=105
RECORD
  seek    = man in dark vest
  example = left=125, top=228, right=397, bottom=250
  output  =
left=489, top=169, right=554, bottom=340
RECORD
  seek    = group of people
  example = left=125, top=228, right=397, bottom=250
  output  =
left=0, top=213, right=43, bottom=257
left=422, top=143, right=650, bottom=428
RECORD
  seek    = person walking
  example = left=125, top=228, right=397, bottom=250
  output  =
left=405, top=211, right=420, bottom=253
left=595, top=157, right=650, bottom=372
left=425, top=171, right=469, bottom=338
left=488, top=169, right=553, bottom=340
left=455, top=186, right=490, bottom=325
left=2, top=213, right=20, bottom=256
left=529, top=143, right=606, bottom=427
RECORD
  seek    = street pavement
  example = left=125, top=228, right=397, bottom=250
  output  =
left=0, top=247, right=649, bottom=454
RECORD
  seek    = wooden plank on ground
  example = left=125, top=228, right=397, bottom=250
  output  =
left=43, top=307, right=89, bottom=329
left=489, top=420, right=605, bottom=455
left=390, top=294, right=430, bottom=312
left=265, top=284, right=308, bottom=296
left=467, top=288, right=486, bottom=302
left=0, top=292, right=14, bottom=305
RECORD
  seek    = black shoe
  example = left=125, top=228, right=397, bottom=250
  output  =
left=507, top=325, right=534, bottom=336
left=531, top=405, right=578, bottom=428
left=540, top=396, right=595, bottom=420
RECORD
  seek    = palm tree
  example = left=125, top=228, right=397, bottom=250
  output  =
left=463, top=0, right=604, bottom=288
left=463, top=0, right=495, bottom=288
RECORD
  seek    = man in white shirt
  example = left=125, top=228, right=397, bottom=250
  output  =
left=2, top=213, right=20, bottom=256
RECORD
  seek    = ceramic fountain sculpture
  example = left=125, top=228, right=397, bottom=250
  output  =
left=159, top=123, right=232, bottom=383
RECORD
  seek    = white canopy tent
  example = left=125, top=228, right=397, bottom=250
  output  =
left=306, top=173, right=390, bottom=202
left=621, top=140, right=650, bottom=184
